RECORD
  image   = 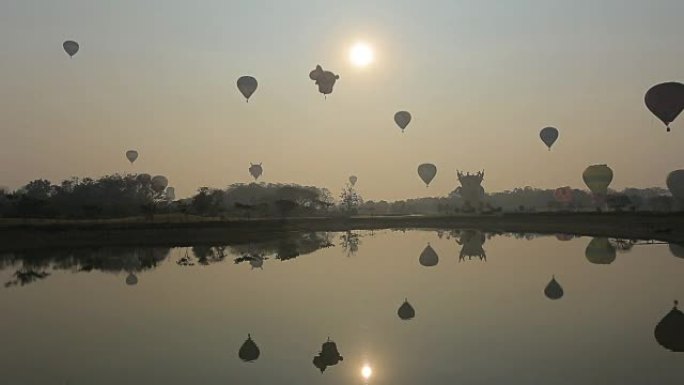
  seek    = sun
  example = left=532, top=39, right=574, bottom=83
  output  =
left=350, top=42, right=374, bottom=67
left=361, top=364, right=373, bottom=380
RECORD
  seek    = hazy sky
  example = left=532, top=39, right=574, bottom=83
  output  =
left=1, top=0, right=683, bottom=200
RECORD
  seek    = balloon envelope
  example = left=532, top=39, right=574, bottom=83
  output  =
left=309, top=65, right=339, bottom=95
left=585, top=237, right=616, bottom=265
left=654, top=301, right=684, bottom=352
left=151, top=175, right=169, bottom=193
left=249, top=163, right=263, bottom=180
left=394, top=111, right=411, bottom=132
left=666, top=170, right=684, bottom=201
left=398, top=299, right=415, bottom=320
left=645, top=82, right=684, bottom=131
left=544, top=276, right=564, bottom=300
left=63, top=40, right=79, bottom=57
left=539, top=127, right=559, bottom=150
left=583, top=165, right=613, bottom=196
left=239, top=334, right=261, bottom=362
left=349, top=175, right=357, bottom=186
left=669, top=243, right=684, bottom=259
left=137, top=173, right=151, bottom=184
left=419, top=243, right=439, bottom=267
left=125, top=273, right=138, bottom=286
left=125, top=150, right=138, bottom=164
left=237, top=76, right=258, bottom=101
left=417, top=163, right=437, bottom=187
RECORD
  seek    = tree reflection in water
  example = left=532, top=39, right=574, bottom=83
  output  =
left=1, top=247, right=170, bottom=288
left=339, top=230, right=361, bottom=257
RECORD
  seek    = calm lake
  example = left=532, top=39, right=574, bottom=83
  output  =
left=1, top=229, right=683, bottom=385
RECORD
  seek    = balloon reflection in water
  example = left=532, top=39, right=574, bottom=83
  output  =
left=239, top=334, right=260, bottom=362
left=654, top=300, right=684, bottom=352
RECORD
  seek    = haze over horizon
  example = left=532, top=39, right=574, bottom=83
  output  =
left=1, top=0, right=683, bottom=201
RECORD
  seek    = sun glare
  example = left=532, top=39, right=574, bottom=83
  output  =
left=350, top=42, right=374, bottom=67
left=361, top=364, right=373, bottom=380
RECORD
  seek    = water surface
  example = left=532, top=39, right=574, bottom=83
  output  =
left=1, top=230, right=683, bottom=384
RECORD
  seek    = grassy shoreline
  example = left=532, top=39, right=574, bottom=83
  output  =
left=0, top=213, right=683, bottom=250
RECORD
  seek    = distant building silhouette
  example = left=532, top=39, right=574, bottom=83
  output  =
left=457, top=171, right=485, bottom=211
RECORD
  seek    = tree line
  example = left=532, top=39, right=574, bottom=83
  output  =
left=0, top=174, right=679, bottom=220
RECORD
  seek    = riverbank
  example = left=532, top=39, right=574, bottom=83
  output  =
left=0, top=213, right=683, bottom=250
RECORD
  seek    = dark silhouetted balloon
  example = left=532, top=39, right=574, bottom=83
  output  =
left=398, top=298, right=415, bottom=320
left=583, top=165, right=613, bottom=196
left=654, top=300, right=684, bottom=352
left=237, top=76, right=258, bottom=102
left=137, top=173, right=151, bottom=184
left=313, top=338, right=343, bottom=373
left=151, top=175, right=169, bottom=194
left=239, top=334, right=261, bottom=362
left=349, top=175, right=357, bottom=186
left=419, top=243, right=439, bottom=267
left=63, top=40, right=79, bottom=57
left=585, top=237, right=616, bottom=265
left=645, top=82, right=684, bottom=132
left=669, top=243, right=684, bottom=259
left=125, top=150, right=138, bottom=164
left=125, top=272, right=138, bottom=286
left=249, top=255, right=264, bottom=269
left=544, top=275, right=564, bottom=300
left=394, top=111, right=412, bottom=132
left=249, top=163, right=263, bottom=181
left=309, top=65, right=339, bottom=96
left=417, top=163, right=437, bottom=187
left=539, top=127, right=559, bottom=150
left=666, top=170, right=684, bottom=202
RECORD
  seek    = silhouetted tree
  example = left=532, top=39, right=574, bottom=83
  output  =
left=339, top=184, right=362, bottom=214
left=274, top=199, right=298, bottom=217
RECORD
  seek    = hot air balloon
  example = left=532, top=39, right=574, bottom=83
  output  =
left=555, top=234, right=574, bottom=241
left=151, top=175, right=168, bottom=194
left=583, top=164, right=613, bottom=197
left=137, top=173, right=151, bottom=185
left=237, top=76, right=258, bottom=102
left=397, top=298, right=415, bottom=320
left=539, top=127, right=559, bottom=150
left=669, top=243, right=684, bottom=259
left=394, top=111, right=411, bottom=132
left=585, top=237, right=616, bottom=265
left=313, top=338, right=343, bottom=373
left=554, top=186, right=574, bottom=204
left=125, top=150, right=138, bottom=164
left=309, top=65, right=339, bottom=97
left=645, top=82, right=684, bottom=132
left=419, top=243, right=439, bottom=267
left=249, top=163, right=263, bottom=181
left=666, top=170, right=684, bottom=202
left=165, top=187, right=175, bottom=200
left=349, top=175, right=357, bottom=186
left=417, top=163, right=437, bottom=187
left=654, top=301, right=684, bottom=352
left=125, top=272, right=138, bottom=286
left=249, top=255, right=264, bottom=269
left=544, top=275, right=564, bottom=300
left=239, top=334, right=261, bottom=362
left=63, top=40, right=79, bottom=57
